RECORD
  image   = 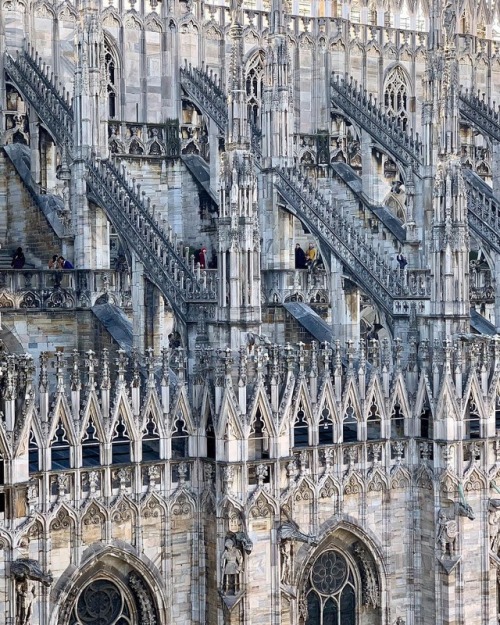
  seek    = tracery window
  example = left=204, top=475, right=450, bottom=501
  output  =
left=384, top=67, right=409, bottom=131
left=206, top=414, right=216, bottom=459
left=70, top=579, right=132, bottom=625
left=105, top=42, right=118, bottom=119
left=246, top=53, right=264, bottom=130
left=366, top=402, right=381, bottom=440
left=305, top=551, right=356, bottom=625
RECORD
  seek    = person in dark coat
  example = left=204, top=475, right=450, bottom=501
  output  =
left=58, top=256, right=74, bottom=269
left=199, top=247, right=207, bottom=269
left=295, top=244, right=307, bottom=269
left=11, top=247, right=25, bottom=269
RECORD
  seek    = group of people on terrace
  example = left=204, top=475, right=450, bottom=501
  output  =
left=10, top=247, right=74, bottom=270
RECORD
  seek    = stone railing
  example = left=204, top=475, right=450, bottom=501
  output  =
left=180, top=62, right=228, bottom=133
left=330, top=73, right=423, bottom=173
left=459, top=89, right=500, bottom=143
left=463, top=170, right=500, bottom=255
left=85, top=158, right=218, bottom=322
left=262, top=269, right=330, bottom=305
left=274, top=166, right=429, bottom=316
left=0, top=269, right=131, bottom=311
left=108, top=120, right=180, bottom=158
left=4, top=47, right=73, bottom=147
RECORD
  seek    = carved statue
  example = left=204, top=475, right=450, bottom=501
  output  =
left=280, top=540, right=292, bottom=585
left=221, top=537, right=243, bottom=594
left=15, top=579, right=35, bottom=625
left=442, top=0, right=456, bottom=47
left=489, top=503, right=500, bottom=554
left=11, top=559, right=52, bottom=625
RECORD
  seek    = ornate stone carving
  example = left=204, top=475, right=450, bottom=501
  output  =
left=221, top=535, right=244, bottom=595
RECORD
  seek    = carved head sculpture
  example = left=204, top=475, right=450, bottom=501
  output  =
left=457, top=500, right=475, bottom=520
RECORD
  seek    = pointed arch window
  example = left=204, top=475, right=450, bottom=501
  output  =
left=171, top=417, right=189, bottom=458
left=294, top=405, right=309, bottom=448
left=495, top=396, right=500, bottom=432
left=343, top=401, right=358, bottom=443
left=318, top=406, right=334, bottom=445
left=249, top=409, right=270, bottom=460
left=367, top=402, right=381, bottom=440
left=391, top=403, right=405, bottom=438
left=29, top=430, right=40, bottom=473
left=112, top=415, right=131, bottom=465
left=82, top=417, right=101, bottom=468
left=305, top=550, right=357, bottom=625
left=51, top=420, right=71, bottom=470
left=142, top=414, right=160, bottom=462
left=384, top=67, right=409, bottom=131
left=246, top=53, right=264, bottom=130
left=105, top=41, right=118, bottom=120
left=465, top=399, right=480, bottom=439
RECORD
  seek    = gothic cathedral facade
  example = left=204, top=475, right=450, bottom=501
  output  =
left=1, top=0, right=500, bottom=623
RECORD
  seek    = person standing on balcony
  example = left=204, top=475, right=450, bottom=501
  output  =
left=11, top=247, right=25, bottom=269
left=295, top=244, right=306, bottom=269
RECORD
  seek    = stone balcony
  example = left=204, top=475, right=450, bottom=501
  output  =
left=262, top=269, right=330, bottom=305
left=0, top=269, right=131, bottom=311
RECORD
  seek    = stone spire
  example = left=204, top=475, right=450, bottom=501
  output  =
left=426, top=0, right=469, bottom=338
left=262, top=0, right=293, bottom=167
left=216, top=0, right=262, bottom=347
left=73, top=3, right=108, bottom=158
left=227, top=0, right=248, bottom=148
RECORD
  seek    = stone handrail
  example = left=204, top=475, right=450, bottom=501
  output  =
left=459, top=90, right=500, bottom=143
left=180, top=62, right=228, bottom=133
left=274, top=166, right=429, bottom=316
left=0, top=269, right=130, bottom=310
left=464, top=170, right=500, bottom=254
left=85, top=158, right=217, bottom=322
left=330, top=73, right=423, bottom=173
left=4, top=48, right=73, bottom=147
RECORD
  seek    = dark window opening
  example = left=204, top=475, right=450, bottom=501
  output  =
left=172, top=418, right=188, bottom=458
left=112, top=415, right=131, bottom=465
left=293, top=407, right=309, bottom=448
left=82, top=418, right=101, bottom=468
left=51, top=421, right=71, bottom=470
left=142, top=414, right=160, bottom=462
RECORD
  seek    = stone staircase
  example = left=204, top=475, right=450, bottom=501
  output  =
left=5, top=46, right=217, bottom=324
left=459, top=90, right=500, bottom=143
left=330, top=73, right=423, bottom=175
left=463, top=169, right=500, bottom=254
left=179, top=62, right=228, bottom=133
left=180, top=62, right=428, bottom=318
left=274, top=166, right=430, bottom=317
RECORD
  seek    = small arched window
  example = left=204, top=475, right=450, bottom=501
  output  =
left=29, top=430, right=40, bottom=473
left=206, top=414, right=216, bottom=459
left=384, top=66, right=409, bottom=131
left=82, top=417, right=101, bottom=468
left=142, top=414, right=160, bottom=462
left=465, top=399, right=480, bottom=439
left=366, top=402, right=381, bottom=440
left=318, top=406, right=334, bottom=445
left=294, top=406, right=309, bottom=448
left=171, top=417, right=189, bottom=458
left=112, top=415, right=131, bottom=464
left=51, top=420, right=71, bottom=470
left=420, top=405, right=433, bottom=438
left=343, top=402, right=358, bottom=443
left=391, top=404, right=405, bottom=438
left=249, top=409, right=269, bottom=460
